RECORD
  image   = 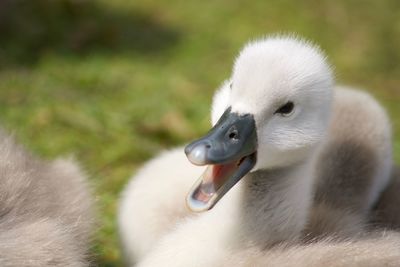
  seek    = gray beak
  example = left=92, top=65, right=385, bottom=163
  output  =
left=184, top=108, right=257, bottom=212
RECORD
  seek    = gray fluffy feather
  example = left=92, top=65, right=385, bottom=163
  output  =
left=0, top=130, right=94, bottom=267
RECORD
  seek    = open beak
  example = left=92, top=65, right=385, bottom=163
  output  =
left=184, top=108, right=257, bottom=212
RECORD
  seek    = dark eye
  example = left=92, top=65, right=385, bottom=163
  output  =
left=275, top=102, right=294, bottom=116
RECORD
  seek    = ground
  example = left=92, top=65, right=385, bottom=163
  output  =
left=0, top=0, right=399, bottom=265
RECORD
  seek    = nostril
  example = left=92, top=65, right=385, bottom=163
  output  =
left=228, top=127, right=239, bottom=140
left=205, top=144, right=211, bottom=149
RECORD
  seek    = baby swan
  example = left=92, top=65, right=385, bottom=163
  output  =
left=118, top=36, right=393, bottom=266
left=0, top=129, right=94, bottom=267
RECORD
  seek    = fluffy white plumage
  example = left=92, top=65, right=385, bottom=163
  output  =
left=118, top=35, right=395, bottom=266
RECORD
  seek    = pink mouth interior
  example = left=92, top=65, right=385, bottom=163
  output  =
left=192, top=161, right=239, bottom=203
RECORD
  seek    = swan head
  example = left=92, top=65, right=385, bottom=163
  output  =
left=185, top=36, right=334, bottom=212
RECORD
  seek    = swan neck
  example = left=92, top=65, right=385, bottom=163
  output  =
left=238, top=160, right=315, bottom=247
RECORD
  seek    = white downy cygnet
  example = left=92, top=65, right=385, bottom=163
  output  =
left=119, top=35, right=394, bottom=266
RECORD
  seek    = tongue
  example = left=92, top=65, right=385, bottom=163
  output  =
left=204, top=162, right=238, bottom=187
left=191, top=162, right=238, bottom=204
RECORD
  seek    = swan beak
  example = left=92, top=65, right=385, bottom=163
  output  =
left=184, top=108, right=257, bottom=212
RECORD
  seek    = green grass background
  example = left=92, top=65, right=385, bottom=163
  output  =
left=0, top=0, right=399, bottom=265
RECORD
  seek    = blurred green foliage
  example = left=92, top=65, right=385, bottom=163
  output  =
left=0, top=0, right=399, bottom=265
